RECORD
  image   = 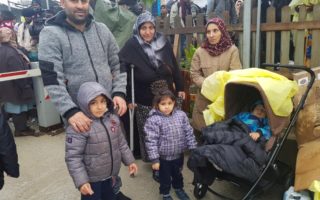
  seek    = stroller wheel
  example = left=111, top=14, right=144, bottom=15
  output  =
left=194, top=183, right=208, bottom=199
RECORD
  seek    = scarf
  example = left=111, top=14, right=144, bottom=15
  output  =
left=133, top=11, right=166, bottom=68
left=0, top=27, right=17, bottom=48
left=201, top=17, right=233, bottom=57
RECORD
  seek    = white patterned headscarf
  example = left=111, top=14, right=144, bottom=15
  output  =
left=133, top=11, right=166, bottom=68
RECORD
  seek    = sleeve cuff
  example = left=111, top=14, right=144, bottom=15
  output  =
left=151, top=159, right=159, bottom=164
left=63, top=107, right=81, bottom=121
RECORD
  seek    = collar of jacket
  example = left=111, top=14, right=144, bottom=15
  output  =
left=45, top=10, right=94, bottom=32
left=149, top=108, right=178, bottom=117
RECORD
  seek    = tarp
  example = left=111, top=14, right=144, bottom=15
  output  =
left=201, top=68, right=298, bottom=125
left=93, top=0, right=136, bottom=49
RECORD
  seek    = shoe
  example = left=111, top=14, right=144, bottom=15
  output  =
left=153, top=170, right=160, bottom=183
left=116, top=191, right=131, bottom=200
left=14, top=128, right=39, bottom=137
left=163, top=194, right=173, bottom=200
left=175, top=188, right=190, bottom=200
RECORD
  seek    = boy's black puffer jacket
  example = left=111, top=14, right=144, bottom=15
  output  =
left=0, top=106, right=19, bottom=190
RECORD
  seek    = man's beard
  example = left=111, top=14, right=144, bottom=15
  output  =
left=67, top=15, right=88, bottom=25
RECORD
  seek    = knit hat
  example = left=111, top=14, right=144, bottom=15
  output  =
left=250, top=100, right=264, bottom=111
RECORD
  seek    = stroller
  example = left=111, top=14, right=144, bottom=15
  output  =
left=187, top=64, right=315, bottom=200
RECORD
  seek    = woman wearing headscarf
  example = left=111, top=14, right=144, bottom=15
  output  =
left=119, top=11, right=185, bottom=163
left=0, top=27, right=36, bottom=137
left=190, top=17, right=242, bottom=132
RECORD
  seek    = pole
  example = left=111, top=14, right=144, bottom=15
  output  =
left=255, top=0, right=261, bottom=67
left=46, top=0, right=50, bottom=10
left=7, top=0, right=12, bottom=11
left=242, top=0, right=251, bottom=68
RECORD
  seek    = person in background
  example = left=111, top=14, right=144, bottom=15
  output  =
left=144, top=90, right=197, bottom=200
left=17, top=8, right=38, bottom=59
left=190, top=17, right=242, bottom=134
left=65, top=82, right=138, bottom=200
left=0, top=10, right=15, bottom=29
left=205, top=0, right=238, bottom=24
left=0, top=26, right=37, bottom=137
left=119, top=11, right=185, bottom=181
left=0, top=104, right=20, bottom=190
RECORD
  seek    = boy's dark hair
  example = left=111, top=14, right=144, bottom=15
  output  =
left=152, top=90, right=176, bottom=109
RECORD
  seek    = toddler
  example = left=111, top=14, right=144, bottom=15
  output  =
left=144, top=90, right=197, bottom=200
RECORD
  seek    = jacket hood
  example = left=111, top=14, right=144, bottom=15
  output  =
left=77, top=82, right=113, bottom=118
left=45, top=10, right=94, bottom=31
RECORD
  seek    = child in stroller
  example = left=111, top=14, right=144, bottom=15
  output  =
left=234, top=100, right=271, bottom=142
left=188, top=99, right=270, bottom=188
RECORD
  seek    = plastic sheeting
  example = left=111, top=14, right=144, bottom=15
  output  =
left=201, top=68, right=298, bottom=126
left=93, top=0, right=136, bottom=49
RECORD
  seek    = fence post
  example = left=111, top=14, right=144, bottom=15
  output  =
left=311, top=5, right=320, bottom=67
left=242, top=0, right=251, bottom=68
left=280, top=6, right=291, bottom=65
left=294, top=6, right=307, bottom=66
left=266, top=6, right=276, bottom=64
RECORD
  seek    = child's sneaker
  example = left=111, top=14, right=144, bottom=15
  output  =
left=175, top=188, right=190, bottom=200
left=162, top=194, right=173, bottom=200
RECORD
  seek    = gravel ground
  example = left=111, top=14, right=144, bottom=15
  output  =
left=1, top=130, right=285, bottom=200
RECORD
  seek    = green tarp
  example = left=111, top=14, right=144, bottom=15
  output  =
left=94, top=0, right=136, bottom=49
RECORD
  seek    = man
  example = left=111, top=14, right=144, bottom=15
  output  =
left=17, top=8, right=37, bottom=57
left=38, top=0, right=129, bottom=199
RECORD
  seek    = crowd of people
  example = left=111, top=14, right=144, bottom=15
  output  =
left=1, top=0, right=319, bottom=200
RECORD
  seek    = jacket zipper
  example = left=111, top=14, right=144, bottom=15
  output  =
left=81, top=33, right=98, bottom=82
left=100, top=118, right=113, bottom=176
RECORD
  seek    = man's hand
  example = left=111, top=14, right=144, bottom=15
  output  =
left=68, top=112, right=92, bottom=133
left=152, top=163, right=160, bottom=171
left=113, top=96, right=127, bottom=116
left=128, top=163, right=138, bottom=176
left=249, top=132, right=260, bottom=141
left=178, top=91, right=186, bottom=100
left=80, top=183, right=94, bottom=196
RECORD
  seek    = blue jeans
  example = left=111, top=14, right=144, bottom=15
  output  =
left=81, top=178, right=115, bottom=200
left=159, top=156, right=184, bottom=195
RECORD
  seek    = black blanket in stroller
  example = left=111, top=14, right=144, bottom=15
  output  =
left=188, top=118, right=268, bottom=184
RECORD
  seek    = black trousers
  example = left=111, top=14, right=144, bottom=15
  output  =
left=81, top=178, right=115, bottom=200
left=159, top=156, right=184, bottom=195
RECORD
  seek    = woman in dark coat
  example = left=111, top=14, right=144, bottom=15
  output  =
left=0, top=27, right=36, bottom=136
left=119, top=11, right=185, bottom=162
left=0, top=104, right=19, bottom=190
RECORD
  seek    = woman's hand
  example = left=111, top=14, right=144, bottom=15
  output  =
left=178, top=91, right=186, bottom=100
left=152, top=163, right=160, bottom=171
left=80, top=183, right=94, bottom=196
left=128, top=163, right=138, bottom=176
left=249, top=132, right=260, bottom=141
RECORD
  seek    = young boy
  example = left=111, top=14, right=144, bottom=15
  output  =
left=65, top=82, right=138, bottom=200
left=234, top=100, right=271, bottom=142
